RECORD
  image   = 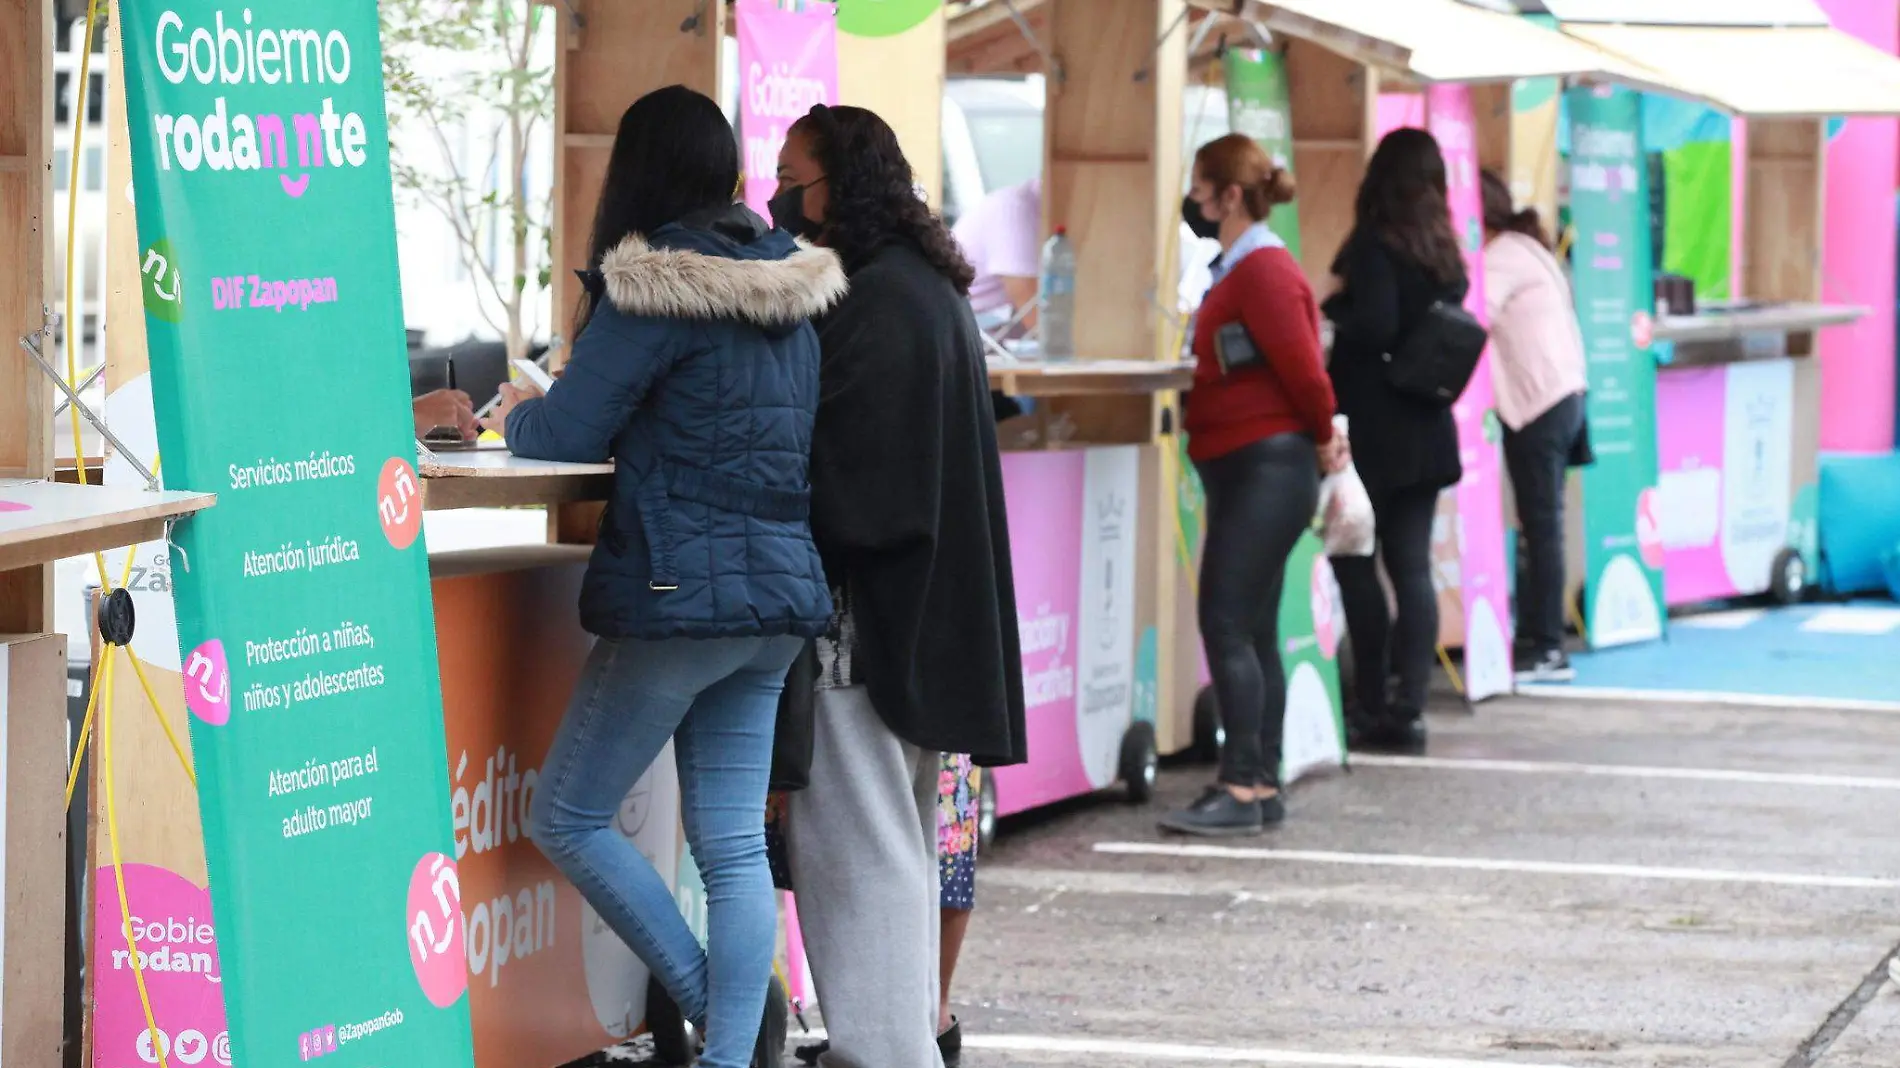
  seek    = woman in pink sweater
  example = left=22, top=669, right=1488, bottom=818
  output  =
left=1481, top=170, right=1588, bottom=684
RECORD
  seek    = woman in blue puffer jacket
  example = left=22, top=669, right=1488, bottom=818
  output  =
left=488, top=85, right=844, bottom=1068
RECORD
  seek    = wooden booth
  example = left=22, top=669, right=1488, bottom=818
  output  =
left=1545, top=7, right=1900, bottom=618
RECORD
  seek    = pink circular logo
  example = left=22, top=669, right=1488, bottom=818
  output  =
left=1635, top=487, right=1664, bottom=569
left=1630, top=310, right=1654, bottom=350
left=377, top=457, right=424, bottom=550
left=182, top=639, right=231, bottom=726
left=407, top=852, right=468, bottom=1008
left=92, top=864, right=230, bottom=1068
left=0, top=499, right=30, bottom=513
left=1311, top=555, right=1342, bottom=660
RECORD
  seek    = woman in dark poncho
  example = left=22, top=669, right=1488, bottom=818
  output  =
left=768, top=104, right=1025, bottom=1068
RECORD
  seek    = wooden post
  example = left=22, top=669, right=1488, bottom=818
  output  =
left=1743, top=117, right=1826, bottom=305
left=1043, top=0, right=1185, bottom=363
left=1, top=4, right=64, bottom=1066
left=1284, top=38, right=1376, bottom=286
left=551, top=0, right=725, bottom=358
left=837, top=10, right=948, bottom=205
left=1, top=0, right=55, bottom=635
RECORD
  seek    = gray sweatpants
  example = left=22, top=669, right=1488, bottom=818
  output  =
left=786, top=685, right=944, bottom=1068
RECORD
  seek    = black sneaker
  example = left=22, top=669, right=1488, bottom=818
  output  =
left=1514, top=648, right=1575, bottom=684
left=1157, top=786, right=1264, bottom=837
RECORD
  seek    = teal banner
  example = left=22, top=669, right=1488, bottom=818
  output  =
left=1565, top=86, right=1665, bottom=647
left=1223, top=48, right=1301, bottom=261
left=119, top=2, right=476, bottom=1065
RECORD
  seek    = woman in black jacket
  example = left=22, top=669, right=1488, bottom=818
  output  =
left=770, top=104, right=1025, bottom=1068
left=1323, top=128, right=1468, bottom=754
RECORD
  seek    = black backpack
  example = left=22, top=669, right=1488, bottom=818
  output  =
left=1382, top=300, right=1489, bottom=407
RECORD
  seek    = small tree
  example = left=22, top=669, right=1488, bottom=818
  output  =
left=382, top=0, right=553, bottom=361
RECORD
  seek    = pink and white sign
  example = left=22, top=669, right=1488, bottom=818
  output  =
left=1656, top=360, right=1795, bottom=604
left=92, top=864, right=231, bottom=1068
left=992, top=451, right=1086, bottom=818
left=736, top=0, right=838, bottom=220
left=1429, top=85, right=1514, bottom=700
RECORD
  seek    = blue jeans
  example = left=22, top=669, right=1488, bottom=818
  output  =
left=530, top=634, right=803, bottom=1068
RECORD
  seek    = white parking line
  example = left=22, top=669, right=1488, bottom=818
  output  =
left=1093, top=842, right=1900, bottom=890
left=791, top=1031, right=1580, bottom=1068
left=1515, top=683, right=1900, bottom=714
left=1350, top=754, right=1900, bottom=791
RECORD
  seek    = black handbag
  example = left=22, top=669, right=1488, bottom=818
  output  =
left=1383, top=300, right=1489, bottom=407
left=770, top=639, right=818, bottom=792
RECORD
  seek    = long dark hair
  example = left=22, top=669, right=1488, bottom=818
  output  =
left=577, top=85, right=739, bottom=333
left=1353, top=128, right=1465, bottom=286
left=788, top=105, right=975, bottom=294
left=1481, top=168, right=1550, bottom=249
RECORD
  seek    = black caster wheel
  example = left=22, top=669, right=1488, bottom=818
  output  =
left=976, top=768, right=998, bottom=853
left=1119, top=720, right=1160, bottom=803
left=645, top=976, right=697, bottom=1065
left=1769, top=547, right=1809, bottom=605
left=1190, top=686, right=1224, bottom=764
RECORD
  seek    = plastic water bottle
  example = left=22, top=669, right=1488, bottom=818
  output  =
left=1038, top=226, right=1077, bottom=361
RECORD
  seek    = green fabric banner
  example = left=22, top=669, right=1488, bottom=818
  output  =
left=1223, top=48, right=1301, bottom=261
left=1660, top=140, right=1733, bottom=302
left=119, top=2, right=476, bottom=1064
left=1565, top=86, right=1666, bottom=648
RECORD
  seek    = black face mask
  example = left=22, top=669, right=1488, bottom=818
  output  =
left=1182, top=195, right=1221, bottom=241
left=769, top=182, right=824, bottom=241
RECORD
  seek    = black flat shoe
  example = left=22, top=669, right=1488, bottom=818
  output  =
left=939, top=1017, right=962, bottom=1068
left=1158, top=785, right=1263, bottom=837
left=1347, top=716, right=1427, bottom=755
left=793, top=1021, right=961, bottom=1068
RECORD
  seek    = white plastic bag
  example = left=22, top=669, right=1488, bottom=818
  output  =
left=1316, top=415, right=1375, bottom=557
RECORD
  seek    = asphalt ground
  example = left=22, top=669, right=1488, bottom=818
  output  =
left=924, top=693, right=1900, bottom=1068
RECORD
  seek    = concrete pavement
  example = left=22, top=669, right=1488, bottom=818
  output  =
left=940, top=695, right=1900, bottom=1068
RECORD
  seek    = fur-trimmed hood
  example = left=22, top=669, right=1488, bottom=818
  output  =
left=596, top=207, right=847, bottom=330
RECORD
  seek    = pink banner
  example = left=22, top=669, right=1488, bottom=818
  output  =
left=1816, top=0, right=1898, bottom=452
left=992, top=451, right=1087, bottom=818
left=736, top=0, right=838, bottom=220
left=1656, top=367, right=1732, bottom=603
left=1377, top=93, right=1426, bottom=138
left=1428, top=85, right=1514, bottom=700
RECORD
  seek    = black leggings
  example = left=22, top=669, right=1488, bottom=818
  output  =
left=1333, top=484, right=1440, bottom=722
left=1195, top=434, right=1320, bottom=789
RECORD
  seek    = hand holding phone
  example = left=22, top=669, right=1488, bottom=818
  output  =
left=511, top=358, right=555, bottom=393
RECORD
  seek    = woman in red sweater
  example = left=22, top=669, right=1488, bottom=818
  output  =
left=1161, top=133, right=1345, bottom=837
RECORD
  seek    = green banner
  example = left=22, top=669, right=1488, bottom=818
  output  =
left=120, top=2, right=476, bottom=1064
left=1566, top=86, right=1665, bottom=648
left=1223, top=48, right=1300, bottom=261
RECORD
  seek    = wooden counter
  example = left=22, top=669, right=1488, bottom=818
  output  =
left=987, top=358, right=1195, bottom=398
left=0, top=480, right=215, bottom=572
left=1654, top=302, right=1865, bottom=342
left=419, top=445, right=614, bottom=511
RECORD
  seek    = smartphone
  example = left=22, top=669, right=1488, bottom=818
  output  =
left=511, top=358, right=555, bottom=393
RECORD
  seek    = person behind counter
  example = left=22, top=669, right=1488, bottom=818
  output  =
left=412, top=388, right=477, bottom=440
left=1481, top=170, right=1588, bottom=685
left=772, top=103, right=1026, bottom=1068
left=1159, top=133, right=1343, bottom=837
left=486, top=85, right=846, bottom=1068
left=1323, top=128, right=1469, bottom=756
